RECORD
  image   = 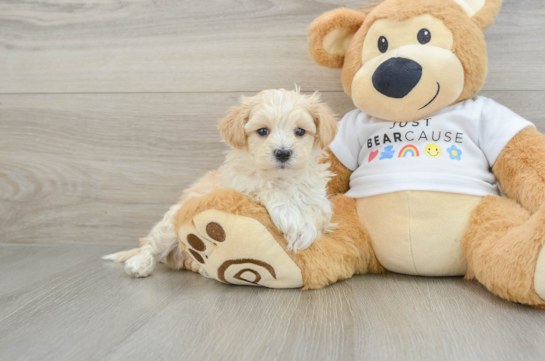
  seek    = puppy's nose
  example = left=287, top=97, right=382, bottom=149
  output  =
left=372, top=57, right=422, bottom=99
left=274, top=149, right=292, bottom=163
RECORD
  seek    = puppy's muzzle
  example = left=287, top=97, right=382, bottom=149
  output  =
left=274, top=149, right=292, bottom=163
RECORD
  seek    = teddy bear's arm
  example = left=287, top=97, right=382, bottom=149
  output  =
left=493, top=127, right=545, bottom=213
left=322, top=149, right=353, bottom=196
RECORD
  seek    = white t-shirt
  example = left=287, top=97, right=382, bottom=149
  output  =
left=330, top=96, right=535, bottom=198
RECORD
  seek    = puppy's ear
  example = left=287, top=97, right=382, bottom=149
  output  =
left=453, top=0, right=502, bottom=30
left=217, top=105, right=248, bottom=149
left=308, top=8, right=366, bottom=69
left=309, top=96, right=338, bottom=148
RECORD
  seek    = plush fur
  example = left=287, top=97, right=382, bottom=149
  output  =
left=173, top=189, right=385, bottom=290
left=297, top=194, right=386, bottom=289
left=493, top=126, right=545, bottom=214
left=322, top=148, right=352, bottom=196
left=103, top=89, right=338, bottom=277
left=463, top=195, right=545, bottom=308
left=337, top=0, right=490, bottom=105
left=472, top=0, right=502, bottom=30
left=308, top=8, right=367, bottom=69
left=304, top=0, right=545, bottom=307
left=113, top=0, right=545, bottom=309
left=316, top=134, right=545, bottom=307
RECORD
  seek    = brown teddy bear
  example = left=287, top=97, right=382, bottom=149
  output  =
left=174, top=0, right=545, bottom=308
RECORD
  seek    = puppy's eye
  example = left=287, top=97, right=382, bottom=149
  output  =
left=417, top=29, right=431, bottom=44
left=257, top=128, right=269, bottom=137
left=378, top=36, right=388, bottom=53
left=295, top=128, right=305, bottom=137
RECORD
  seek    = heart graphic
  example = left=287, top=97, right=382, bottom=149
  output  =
left=369, top=150, right=379, bottom=162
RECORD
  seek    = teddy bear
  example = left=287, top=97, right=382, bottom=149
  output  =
left=173, top=0, right=545, bottom=308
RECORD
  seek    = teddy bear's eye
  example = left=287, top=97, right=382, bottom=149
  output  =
left=417, top=28, right=432, bottom=44
left=378, top=36, right=388, bottom=53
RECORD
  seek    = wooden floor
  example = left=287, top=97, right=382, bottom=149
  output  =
left=2, top=0, right=545, bottom=360
left=1, top=243, right=545, bottom=361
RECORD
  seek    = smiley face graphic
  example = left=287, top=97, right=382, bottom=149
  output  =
left=425, top=143, right=442, bottom=158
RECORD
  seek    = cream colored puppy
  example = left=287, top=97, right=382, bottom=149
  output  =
left=103, top=88, right=338, bottom=277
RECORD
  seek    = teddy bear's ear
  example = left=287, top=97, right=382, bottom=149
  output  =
left=453, top=0, right=502, bottom=30
left=308, top=8, right=366, bottom=69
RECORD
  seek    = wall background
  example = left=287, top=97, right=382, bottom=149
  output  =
left=1, top=0, right=544, bottom=246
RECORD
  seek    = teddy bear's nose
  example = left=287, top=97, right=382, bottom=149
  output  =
left=372, top=57, right=423, bottom=99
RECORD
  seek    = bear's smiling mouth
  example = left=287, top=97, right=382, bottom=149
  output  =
left=418, top=82, right=441, bottom=110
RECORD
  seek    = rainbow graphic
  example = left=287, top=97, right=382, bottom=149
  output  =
left=398, top=145, right=420, bottom=158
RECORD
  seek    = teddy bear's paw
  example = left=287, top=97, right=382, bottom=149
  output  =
left=178, top=209, right=303, bottom=288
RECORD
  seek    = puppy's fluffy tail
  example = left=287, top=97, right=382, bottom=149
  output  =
left=102, top=248, right=140, bottom=262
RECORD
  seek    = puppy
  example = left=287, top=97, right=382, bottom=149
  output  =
left=103, top=88, right=338, bottom=277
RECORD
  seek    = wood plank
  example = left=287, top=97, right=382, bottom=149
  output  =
left=0, top=91, right=353, bottom=246
left=351, top=274, right=545, bottom=360
left=1, top=243, right=545, bottom=361
left=0, top=0, right=544, bottom=93
left=0, top=243, right=123, bottom=320
left=1, top=90, right=544, bottom=246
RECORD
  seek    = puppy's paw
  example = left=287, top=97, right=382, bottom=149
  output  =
left=268, top=205, right=302, bottom=245
left=183, top=254, right=202, bottom=273
left=125, top=253, right=156, bottom=278
left=290, top=221, right=318, bottom=251
left=164, top=248, right=202, bottom=274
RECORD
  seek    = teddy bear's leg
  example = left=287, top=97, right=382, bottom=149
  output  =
left=463, top=195, right=545, bottom=308
left=296, top=194, right=386, bottom=289
left=174, top=189, right=384, bottom=289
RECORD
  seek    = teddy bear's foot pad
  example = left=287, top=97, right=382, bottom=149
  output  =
left=178, top=209, right=303, bottom=288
